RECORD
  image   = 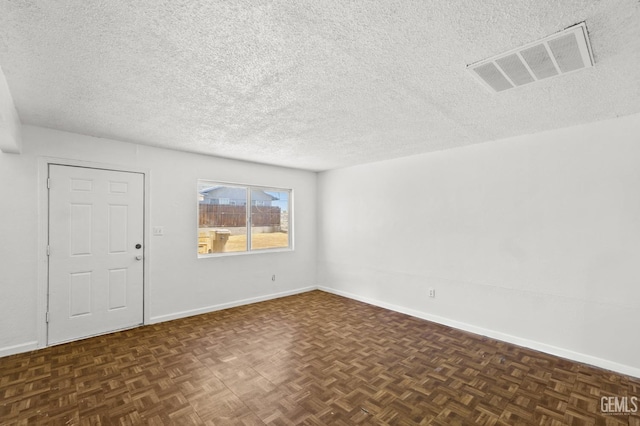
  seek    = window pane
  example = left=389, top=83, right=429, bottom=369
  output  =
left=250, top=189, right=290, bottom=250
left=198, top=183, right=247, bottom=254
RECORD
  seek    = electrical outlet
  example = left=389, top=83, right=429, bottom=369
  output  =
left=429, top=288, right=436, bottom=298
left=153, top=226, right=164, bottom=236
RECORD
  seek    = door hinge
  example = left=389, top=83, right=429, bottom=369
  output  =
left=47, top=245, right=50, bottom=256
left=47, top=178, right=51, bottom=189
left=46, top=312, right=50, bottom=323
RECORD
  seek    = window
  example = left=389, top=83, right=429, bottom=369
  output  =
left=197, top=180, right=292, bottom=256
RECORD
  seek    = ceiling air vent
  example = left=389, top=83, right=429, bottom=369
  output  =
left=467, top=22, right=594, bottom=93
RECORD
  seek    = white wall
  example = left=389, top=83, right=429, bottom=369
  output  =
left=0, top=126, right=317, bottom=355
left=318, top=113, right=640, bottom=377
left=3, top=114, right=639, bottom=378
left=0, top=65, right=22, bottom=154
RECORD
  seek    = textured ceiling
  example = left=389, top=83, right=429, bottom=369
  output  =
left=1, top=0, right=639, bottom=171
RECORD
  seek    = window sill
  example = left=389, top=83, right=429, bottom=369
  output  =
left=197, top=247, right=294, bottom=259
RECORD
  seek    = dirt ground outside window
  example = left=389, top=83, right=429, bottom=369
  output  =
left=225, top=232, right=289, bottom=251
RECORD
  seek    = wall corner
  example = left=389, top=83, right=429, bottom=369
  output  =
left=0, top=65, right=23, bottom=154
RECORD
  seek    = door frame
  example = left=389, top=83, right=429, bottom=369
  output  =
left=37, top=157, right=151, bottom=348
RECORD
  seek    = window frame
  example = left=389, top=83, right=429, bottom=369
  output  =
left=197, top=180, right=293, bottom=258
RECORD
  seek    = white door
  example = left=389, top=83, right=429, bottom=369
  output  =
left=48, top=165, right=144, bottom=345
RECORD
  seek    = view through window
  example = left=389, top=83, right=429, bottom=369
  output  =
left=198, top=181, right=291, bottom=256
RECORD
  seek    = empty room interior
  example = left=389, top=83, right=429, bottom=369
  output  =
left=1, top=1, right=640, bottom=424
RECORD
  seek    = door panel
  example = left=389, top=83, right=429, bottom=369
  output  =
left=48, top=165, right=144, bottom=345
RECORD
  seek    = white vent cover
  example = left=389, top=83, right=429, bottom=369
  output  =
left=467, top=22, right=594, bottom=93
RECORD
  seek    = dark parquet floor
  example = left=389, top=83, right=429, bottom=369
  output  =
left=1, top=290, right=638, bottom=425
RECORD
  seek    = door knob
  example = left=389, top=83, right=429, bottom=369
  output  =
left=136, top=255, right=143, bottom=261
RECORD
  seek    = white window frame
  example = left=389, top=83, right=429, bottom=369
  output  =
left=197, top=180, right=293, bottom=257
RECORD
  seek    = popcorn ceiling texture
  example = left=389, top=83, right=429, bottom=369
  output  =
left=0, top=0, right=639, bottom=170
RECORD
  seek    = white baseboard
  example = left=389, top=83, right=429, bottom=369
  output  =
left=0, top=341, right=39, bottom=358
left=0, top=287, right=317, bottom=359
left=6, top=287, right=638, bottom=379
left=318, top=286, right=640, bottom=379
left=150, top=286, right=318, bottom=324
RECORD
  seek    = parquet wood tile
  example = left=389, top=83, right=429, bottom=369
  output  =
left=1, top=290, right=638, bottom=425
